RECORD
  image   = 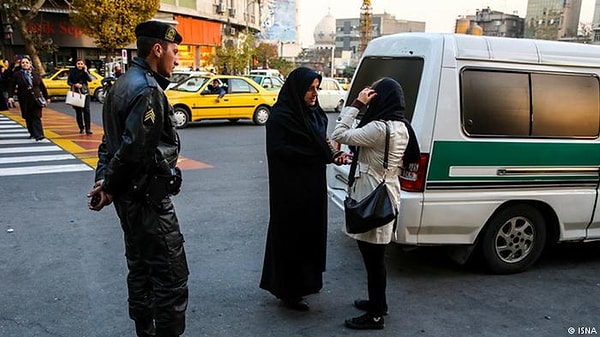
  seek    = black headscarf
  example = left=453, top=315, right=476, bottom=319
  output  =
left=356, top=77, right=420, bottom=167
left=269, top=67, right=331, bottom=161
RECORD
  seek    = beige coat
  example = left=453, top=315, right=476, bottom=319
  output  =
left=331, top=106, right=409, bottom=244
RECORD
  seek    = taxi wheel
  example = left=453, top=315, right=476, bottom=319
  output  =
left=252, top=106, right=270, bottom=125
left=173, top=107, right=190, bottom=129
left=480, top=205, right=546, bottom=274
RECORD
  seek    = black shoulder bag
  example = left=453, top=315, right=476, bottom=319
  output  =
left=344, top=122, right=397, bottom=234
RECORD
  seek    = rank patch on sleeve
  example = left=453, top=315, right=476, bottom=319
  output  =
left=143, top=108, right=156, bottom=125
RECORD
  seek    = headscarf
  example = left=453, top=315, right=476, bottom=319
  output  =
left=269, top=67, right=331, bottom=160
left=20, top=56, right=33, bottom=89
left=356, top=77, right=420, bottom=167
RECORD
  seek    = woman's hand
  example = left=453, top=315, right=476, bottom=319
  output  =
left=357, top=87, right=377, bottom=105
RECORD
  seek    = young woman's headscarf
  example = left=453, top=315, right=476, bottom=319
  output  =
left=357, top=77, right=420, bottom=167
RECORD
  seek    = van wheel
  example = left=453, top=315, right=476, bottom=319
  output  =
left=252, top=106, right=270, bottom=125
left=480, top=205, right=546, bottom=274
left=173, top=107, right=190, bottom=129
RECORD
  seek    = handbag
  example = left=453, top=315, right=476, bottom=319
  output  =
left=65, top=88, right=86, bottom=108
left=35, top=96, right=47, bottom=107
left=344, top=122, right=397, bottom=234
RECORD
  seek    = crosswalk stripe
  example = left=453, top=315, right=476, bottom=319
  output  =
left=0, top=145, right=63, bottom=154
left=0, top=113, right=92, bottom=176
left=2, top=129, right=31, bottom=133
left=0, top=139, right=39, bottom=145
left=0, top=163, right=92, bottom=176
left=0, top=133, right=30, bottom=138
left=0, top=154, right=75, bottom=164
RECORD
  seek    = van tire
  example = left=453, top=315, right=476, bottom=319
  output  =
left=480, top=205, right=546, bottom=274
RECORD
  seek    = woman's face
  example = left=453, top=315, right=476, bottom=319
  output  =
left=304, top=78, right=319, bottom=107
left=20, top=58, right=31, bottom=70
left=76, top=60, right=85, bottom=69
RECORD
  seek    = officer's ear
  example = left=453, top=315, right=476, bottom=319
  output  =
left=152, top=43, right=163, bottom=57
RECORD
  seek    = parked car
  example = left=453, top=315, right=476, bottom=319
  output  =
left=166, top=75, right=278, bottom=128
left=43, top=68, right=104, bottom=101
left=246, top=75, right=284, bottom=91
left=167, top=70, right=212, bottom=89
left=319, top=77, right=347, bottom=112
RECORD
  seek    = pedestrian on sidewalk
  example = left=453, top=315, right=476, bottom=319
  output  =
left=7, top=56, right=50, bottom=141
left=67, top=58, right=94, bottom=134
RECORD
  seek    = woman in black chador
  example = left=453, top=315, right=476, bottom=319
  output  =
left=260, top=67, right=348, bottom=311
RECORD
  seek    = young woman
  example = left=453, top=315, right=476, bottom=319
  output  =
left=331, top=77, right=420, bottom=330
left=67, top=59, right=94, bottom=134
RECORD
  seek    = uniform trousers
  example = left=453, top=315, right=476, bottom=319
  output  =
left=114, top=195, right=189, bottom=337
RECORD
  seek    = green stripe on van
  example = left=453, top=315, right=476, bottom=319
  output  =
left=428, top=141, right=600, bottom=181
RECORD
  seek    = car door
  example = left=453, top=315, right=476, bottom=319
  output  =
left=194, top=77, right=231, bottom=119
left=172, top=77, right=227, bottom=120
left=227, top=78, right=260, bottom=119
left=44, top=69, right=71, bottom=96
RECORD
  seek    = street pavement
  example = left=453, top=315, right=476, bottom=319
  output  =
left=0, top=104, right=599, bottom=337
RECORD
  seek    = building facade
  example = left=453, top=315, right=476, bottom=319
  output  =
left=336, top=13, right=425, bottom=59
left=0, top=0, right=263, bottom=73
left=456, top=7, right=524, bottom=38
left=524, top=0, right=582, bottom=39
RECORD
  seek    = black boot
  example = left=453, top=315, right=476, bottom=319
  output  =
left=134, top=318, right=156, bottom=337
left=345, top=313, right=385, bottom=330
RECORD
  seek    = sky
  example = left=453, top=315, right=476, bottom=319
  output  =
left=296, top=0, right=596, bottom=45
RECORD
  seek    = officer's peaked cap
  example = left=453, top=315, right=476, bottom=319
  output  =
left=135, top=21, right=183, bottom=44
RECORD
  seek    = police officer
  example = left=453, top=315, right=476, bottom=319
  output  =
left=87, top=21, right=188, bottom=337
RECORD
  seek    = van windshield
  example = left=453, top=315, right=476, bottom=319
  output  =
left=348, top=57, right=424, bottom=122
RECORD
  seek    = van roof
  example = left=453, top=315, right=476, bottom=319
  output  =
left=363, top=33, right=600, bottom=67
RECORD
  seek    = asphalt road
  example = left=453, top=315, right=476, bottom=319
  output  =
left=0, top=101, right=599, bottom=337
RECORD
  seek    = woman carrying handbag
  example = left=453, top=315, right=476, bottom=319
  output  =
left=67, top=59, right=94, bottom=134
left=331, top=77, right=420, bottom=330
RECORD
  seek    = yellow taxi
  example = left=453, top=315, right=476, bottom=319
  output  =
left=334, top=77, right=350, bottom=90
left=166, top=75, right=278, bottom=128
left=43, top=68, right=104, bottom=101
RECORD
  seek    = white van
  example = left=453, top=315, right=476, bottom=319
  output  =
left=327, top=33, right=600, bottom=274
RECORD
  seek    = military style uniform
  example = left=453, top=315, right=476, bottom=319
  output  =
left=94, top=21, right=188, bottom=337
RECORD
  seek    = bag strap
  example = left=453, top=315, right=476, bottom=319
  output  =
left=347, top=121, right=390, bottom=188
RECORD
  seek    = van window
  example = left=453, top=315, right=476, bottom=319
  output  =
left=462, top=69, right=600, bottom=138
left=348, top=57, right=424, bottom=122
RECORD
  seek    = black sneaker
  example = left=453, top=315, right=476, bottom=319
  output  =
left=353, top=299, right=388, bottom=315
left=345, top=313, right=385, bottom=330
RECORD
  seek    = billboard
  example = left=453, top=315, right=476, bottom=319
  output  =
left=260, top=0, right=297, bottom=42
